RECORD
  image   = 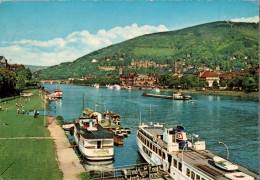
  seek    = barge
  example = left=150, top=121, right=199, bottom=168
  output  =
left=136, top=122, right=258, bottom=180
left=142, top=92, right=192, bottom=100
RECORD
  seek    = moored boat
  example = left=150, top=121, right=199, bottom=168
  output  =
left=53, top=89, right=63, bottom=99
left=73, top=117, right=114, bottom=160
left=103, top=111, right=122, bottom=125
left=114, top=84, right=121, bottom=90
left=136, top=122, right=258, bottom=180
left=173, top=92, right=192, bottom=100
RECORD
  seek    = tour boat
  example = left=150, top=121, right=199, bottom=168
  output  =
left=94, top=83, right=100, bottom=88
left=73, top=117, right=114, bottom=160
left=173, top=92, right=192, bottom=100
left=114, top=84, right=121, bottom=90
left=151, top=87, right=160, bottom=92
left=53, top=89, right=63, bottom=99
left=136, top=122, right=258, bottom=180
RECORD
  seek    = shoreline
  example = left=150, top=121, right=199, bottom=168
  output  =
left=69, top=83, right=258, bottom=99
left=47, top=116, right=85, bottom=180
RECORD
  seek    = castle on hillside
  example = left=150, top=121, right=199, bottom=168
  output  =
left=129, top=59, right=168, bottom=69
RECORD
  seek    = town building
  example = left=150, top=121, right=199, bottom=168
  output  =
left=120, top=73, right=155, bottom=87
left=9, top=64, right=25, bottom=71
left=199, top=71, right=220, bottom=87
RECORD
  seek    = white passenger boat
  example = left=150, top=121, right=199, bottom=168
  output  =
left=114, top=84, right=121, bottom=90
left=173, top=92, right=192, bottom=100
left=53, top=89, right=63, bottom=99
left=94, top=83, right=100, bottom=89
left=73, top=117, right=114, bottom=160
left=151, top=87, right=160, bottom=92
left=136, top=122, right=258, bottom=180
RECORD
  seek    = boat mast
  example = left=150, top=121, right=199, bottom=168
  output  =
left=147, top=106, right=153, bottom=123
left=139, top=111, right=142, bottom=125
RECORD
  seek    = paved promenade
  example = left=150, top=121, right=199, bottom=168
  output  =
left=47, top=116, right=85, bottom=180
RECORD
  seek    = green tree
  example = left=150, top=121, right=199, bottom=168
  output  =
left=212, top=80, right=219, bottom=88
left=16, top=75, right=26, bottom=91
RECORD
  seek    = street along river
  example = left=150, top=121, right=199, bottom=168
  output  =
left=42, top=83, right=258, bottom=172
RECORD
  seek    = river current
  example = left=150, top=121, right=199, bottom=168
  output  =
left=42, top=84, right=259, bottom=172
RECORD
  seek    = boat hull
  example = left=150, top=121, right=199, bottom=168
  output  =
left=74, top=133, right=114, bottom=161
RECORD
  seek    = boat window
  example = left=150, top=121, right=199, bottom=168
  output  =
left=191, top=171, right=195, bottom=180
left=162, top=152, right=165, bottom=159
left=173, top=159, right=177, bottom=168
left=97, top=141, right=101, bottom=149
left=178, top=162, right=182, bottom=172
left=196, top=174, right=200, bottom=180
left=186, top=168, right=190, bottom=177
left=158, top=149, right=161, bottom=156
left=201, top=178, right=205, bottom=180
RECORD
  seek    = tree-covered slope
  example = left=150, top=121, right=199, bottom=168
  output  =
left=35, top=21, right=259, bottom=80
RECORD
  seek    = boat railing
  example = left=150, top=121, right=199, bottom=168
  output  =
left=139, top=122, right=164, bottom=128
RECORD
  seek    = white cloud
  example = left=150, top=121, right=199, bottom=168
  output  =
left=0, top=24, right=168, bottom=66
left=231, top=16, right=259, bottom=23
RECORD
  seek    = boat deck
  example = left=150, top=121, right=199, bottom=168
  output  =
left=75, top=123, right=113, bottom=139
left=172, top=148, right=258, bottom=180
left=143, top=128, right=258, bottom=180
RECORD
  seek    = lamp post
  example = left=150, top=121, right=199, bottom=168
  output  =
left=218, top=141, right=229, bottom=160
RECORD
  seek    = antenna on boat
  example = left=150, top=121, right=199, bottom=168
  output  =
left=139, top=111, right=142, bottom=125
left=82, top=93, right=85, bottom=111
left=146, top=106, right=153, bottom=123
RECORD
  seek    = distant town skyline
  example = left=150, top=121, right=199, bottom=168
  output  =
left=0, top=1, right=259, bottom=66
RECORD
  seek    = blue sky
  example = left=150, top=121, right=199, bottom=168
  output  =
left=0, top=1, right=258, bottom=66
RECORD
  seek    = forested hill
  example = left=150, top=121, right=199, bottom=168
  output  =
left=35, top=21, right=259, bottom=80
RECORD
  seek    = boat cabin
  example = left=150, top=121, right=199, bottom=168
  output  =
left=103, top=111, right=121, bottom=125
left=53, top=89, right=63, bottom=98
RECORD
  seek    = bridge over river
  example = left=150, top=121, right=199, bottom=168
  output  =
left=40, top=80, right=70, bottom=84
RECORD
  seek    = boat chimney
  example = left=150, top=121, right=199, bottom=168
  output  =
left=175, top=126, right=188, bottom=150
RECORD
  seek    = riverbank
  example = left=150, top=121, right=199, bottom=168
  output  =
left=47, top=116, right=85, bottom=180
left=0, top=89, right=62, bottom=179
left=69, top=83, right=258, bottom=99
left=158, top=88, right=258, bottom=99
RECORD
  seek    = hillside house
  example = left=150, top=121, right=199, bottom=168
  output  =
left=85, top=75, right=96, bottom=80
left=9, top=64, right=25, bottom=71
left=0, top=56, right=9, bottom=69
left=199, top=71, right=220, bottom=87
left=92, top=59, right=98, bottom=63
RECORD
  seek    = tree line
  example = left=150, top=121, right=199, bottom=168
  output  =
left=158, top=73, right=259, bottom=92
left=0, top=67, right=37, bottom=98
left=72, top=76, right=121, bottom=86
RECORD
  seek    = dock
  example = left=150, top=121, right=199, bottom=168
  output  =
left=86, top=164, right=172, bottom=180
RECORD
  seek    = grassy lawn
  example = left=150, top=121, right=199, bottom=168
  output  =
left=0, top=139, right=62, bottom=180
left=0, top=89, right=63, bottom=179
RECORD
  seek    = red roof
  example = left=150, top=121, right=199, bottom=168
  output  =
left=200, top=71, right=217, bottom=78
left=86, top=75, right=95, bottom=79
left=53, top=89, right=62, bottom=92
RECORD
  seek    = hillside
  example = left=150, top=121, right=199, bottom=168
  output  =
left=24, top=65, right=49, bottom=73
left=35, top=21, right=259, bottom=80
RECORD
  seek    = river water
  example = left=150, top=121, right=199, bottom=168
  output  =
left=42, top=83, right=259, bottom=172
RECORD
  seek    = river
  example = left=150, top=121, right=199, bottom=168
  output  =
left=42, top=83, right=259, bottom=172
